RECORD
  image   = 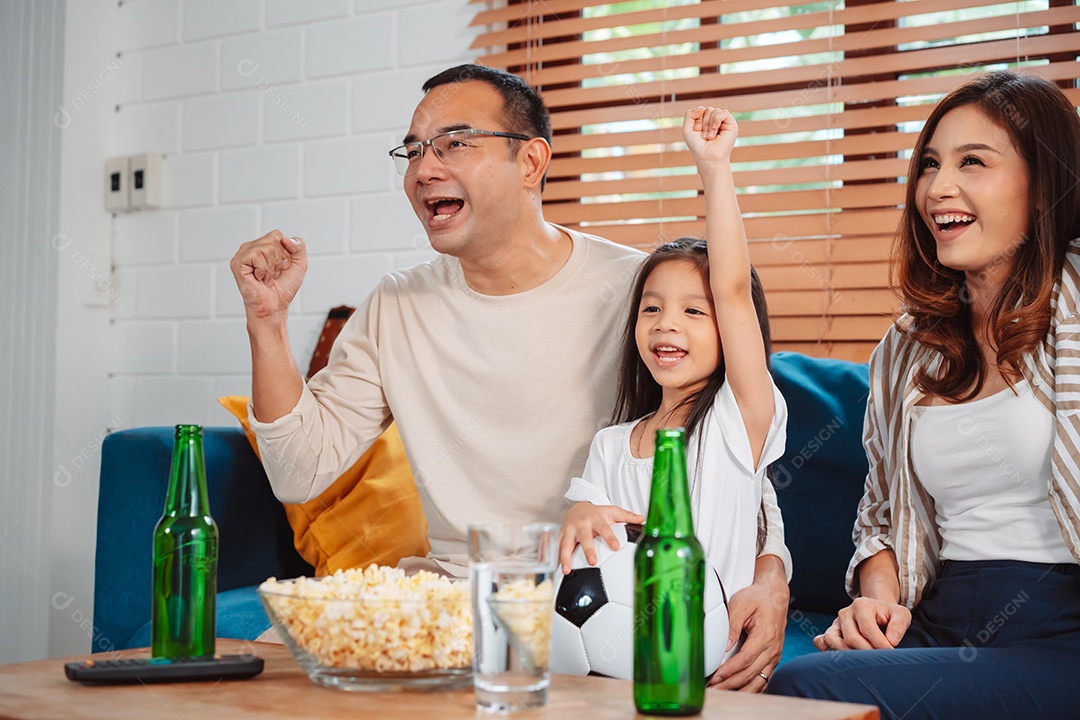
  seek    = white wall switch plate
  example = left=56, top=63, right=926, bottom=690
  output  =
left=129, top=152, right=163, bottom=210
left=105, top=156, right=130, bottom=212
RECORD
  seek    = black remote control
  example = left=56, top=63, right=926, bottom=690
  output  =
left=64, top=654, right=264, bottom=684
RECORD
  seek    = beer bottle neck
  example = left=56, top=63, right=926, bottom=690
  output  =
left=164, top=425, right=210, bottom=516
left=643, top=428, right=695, bottom=537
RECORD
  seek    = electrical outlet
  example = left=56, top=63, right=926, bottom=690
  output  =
left=129, top=153, right=163, bottom=210
left=105, top=156, right=130, bottom=212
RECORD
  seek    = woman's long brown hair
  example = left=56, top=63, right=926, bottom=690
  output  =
left=895, top=71, right=1080, bottom=401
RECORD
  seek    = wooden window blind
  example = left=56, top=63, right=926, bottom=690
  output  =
left=470, top=0, right=1080, bottom=362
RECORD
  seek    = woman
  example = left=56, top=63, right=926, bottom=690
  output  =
left=768, top=70, right=1080, bottom=719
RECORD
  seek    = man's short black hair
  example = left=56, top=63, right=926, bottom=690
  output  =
left=422, top=64, right=553, bottom=148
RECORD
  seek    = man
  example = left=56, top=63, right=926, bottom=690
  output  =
left=230, top=64, right=789, bottom=691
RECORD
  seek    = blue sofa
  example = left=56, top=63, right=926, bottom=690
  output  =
left=93, top=352, right=870, bottom=664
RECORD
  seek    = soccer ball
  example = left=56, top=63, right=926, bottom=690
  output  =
left=550, top=523, right=732, bottom=679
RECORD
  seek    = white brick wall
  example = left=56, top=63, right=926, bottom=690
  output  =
left=118, top=0, right=180, bottom=53
left=263, top=80, right=348, bottom=142
left=303, top=135, right=392, bottom=196
left=136, top=265, right=214, bottom=319
left=306, top=16, right=394, bottom=79
left=163, top=153, right=215, bottom=208
left=110, top=321, right=178, bottom=375
left=114, top=211, right=177, bottom=265
left=142, top=42, right=218, bottom=101
left=181, top=0, right=261, bottom=43
left=116, top=102, right=179, bottom=154
left=219, top=145, right=300, bottom=203
left=221, top=29, right=302, bottom=91
left=265, top=0, right=349, bottom=28
left=111, top=0, right=478, bottom=426
left=262, top=197, right=348, bottom=254
left=183, top=92, right=260, bottom=151
left=179, top=205, right=260, bottom=262
left=397, top=2, right=476, bottom=68
left=349, top=191, right=426, bottom=252
left=351, top=68, right=428, bottom=133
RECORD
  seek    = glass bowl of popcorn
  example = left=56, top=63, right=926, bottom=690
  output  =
left=259, top=565, right=473, bottom=691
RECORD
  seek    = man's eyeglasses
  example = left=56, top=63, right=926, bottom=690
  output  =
left=388, top=129, right=532, bottom=176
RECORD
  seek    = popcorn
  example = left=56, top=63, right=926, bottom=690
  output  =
left=260, top=565, right=472, bottom=673
left=488, top=578, right=554, bottom=667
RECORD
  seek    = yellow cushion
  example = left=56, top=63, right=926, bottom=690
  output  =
left=218, top=396, right=430, bottom=576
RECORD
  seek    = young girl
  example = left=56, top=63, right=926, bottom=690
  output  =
left=558, top=106, right=790, bottom=685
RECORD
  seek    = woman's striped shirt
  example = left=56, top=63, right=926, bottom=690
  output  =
left=847, top=238, right=1080, bottom=607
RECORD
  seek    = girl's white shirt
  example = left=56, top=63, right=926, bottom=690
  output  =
left=565, top=375, right=790, bottom=598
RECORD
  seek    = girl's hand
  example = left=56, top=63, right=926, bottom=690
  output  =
left=682, top=106, right=738, bottom=165
left=557, top=502, right=645, bottom=574
left=813, top=597, right=912, bottom=651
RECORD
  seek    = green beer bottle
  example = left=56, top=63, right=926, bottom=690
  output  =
left=634, top=427, right=705, bottom=716
left=152, top=424, right=218, bottom=658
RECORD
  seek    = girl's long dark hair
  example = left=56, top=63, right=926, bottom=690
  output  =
left=611, top=238, right=771, bottom=443
left=896, top=71, right=1080, bottom=401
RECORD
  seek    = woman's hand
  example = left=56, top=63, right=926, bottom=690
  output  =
left=813, top=596, right=912, bottom=651
left=557, top=502, right=644, bottom=574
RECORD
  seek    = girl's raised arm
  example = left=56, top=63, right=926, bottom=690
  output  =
left=683, top=106, right=775, bottom=467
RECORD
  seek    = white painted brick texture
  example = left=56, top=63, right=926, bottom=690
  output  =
left=178, top=320, right=251, bottom=375
left=114, top=53, right=142, bottom=106
left=397, top=2, right=475, bottom=68
left=119, top=0, right=180, bottom=53
left=350, top=191, right=425, bottom=252
left=183, top=92, right=260, bottom=152
left=306, top=16, right=394, bottom=79
left=181, top=0, right=261, bottom=43
left=302, top=254, right=394, bottom=313
left=110, top=321, right=178, bottom=375
left=179, top=205, right=260, bottom=262
left=263, top=81, right=348, bottom=142
left=114, top=211, right=178, bottom=266
left=265, top=0, right=349, bottom=28
left=304, top=136, right=394, bottom=196
left=132, top=376, right=219, bottom=427
left=142, top=42, right=218, bottom=101
left=112, top=1, right=479, bottom=426
left=163, top=154, right=215, bottom=208
left=221, top=29, right=303, bottom=91
left=262, top=197, right=348, bottom=254
left=214, top=266, right=247, bottom=318
left=136, top=265, right=213, bottom=319
left=116, top=102, right=179, bottom=154
left=219, top=145, right=300, bottom=203
left=352, top=69, right=428, bottom=133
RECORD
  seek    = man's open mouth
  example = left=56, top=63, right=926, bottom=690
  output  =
left=427, top=197, right=465, bottom=221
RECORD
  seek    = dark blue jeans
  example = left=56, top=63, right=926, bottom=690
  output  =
left=768, top=560, right=1080, bottom=720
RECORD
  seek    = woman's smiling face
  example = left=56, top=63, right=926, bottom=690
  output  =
left=915, top=104, right=1031, bottom=288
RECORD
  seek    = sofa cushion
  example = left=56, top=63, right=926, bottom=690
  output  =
left=127, top=585, right=272, bottom=648
left=218, top=396, right=431, bottom=576
left=780, top=609, right=836, bottom=665
left=770, top=352, right=870, bottom=616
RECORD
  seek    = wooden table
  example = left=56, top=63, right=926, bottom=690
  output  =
left=0, top=640, right=878, bottom=720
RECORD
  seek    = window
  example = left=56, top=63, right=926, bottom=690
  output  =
left=471, top=0, right=1080, bottom=360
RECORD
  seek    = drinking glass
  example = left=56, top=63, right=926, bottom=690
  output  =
left=468, top=522, right=558, bottom=713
